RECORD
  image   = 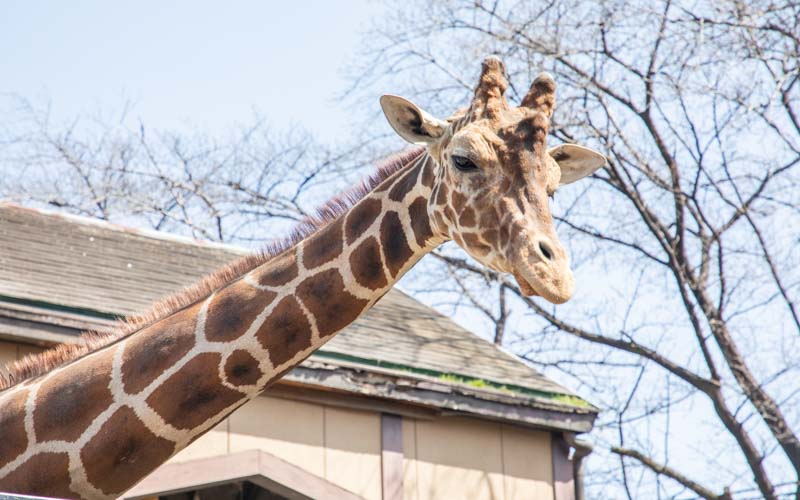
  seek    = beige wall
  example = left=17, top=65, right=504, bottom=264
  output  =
left=170, top=395, right=384, bottom=500
left=169, top=393, right=554, bottom=500
left=403, top=417, right=553, bottom=500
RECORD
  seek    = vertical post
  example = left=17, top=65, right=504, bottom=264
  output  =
left=380, top=413, right=403, bottom=500
left=552, top=433, right=575, bottom=500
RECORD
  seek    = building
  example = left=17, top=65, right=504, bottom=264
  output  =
left=0, top=203, right=597, bottom=500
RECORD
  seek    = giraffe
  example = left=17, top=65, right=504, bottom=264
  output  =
left=0, top=56, right=606, bottom=499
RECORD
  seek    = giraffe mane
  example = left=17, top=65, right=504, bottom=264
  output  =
left=0, top=147, right=426, bottom=391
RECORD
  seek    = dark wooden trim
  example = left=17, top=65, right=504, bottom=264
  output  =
left=122, top=449, right=361, bottom=500
left=380, top=413, right=404, bottom=500
left=552, top=433, right=575, bottom=500
left=268, top=384, right=439, bottom=421
left=286, top=363, right=597, bottom=433
left=0, top=316, right=81, bottom=346
left=0, top=301, right=111, bottom=346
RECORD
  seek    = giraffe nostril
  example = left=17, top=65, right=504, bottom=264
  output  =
left=538, top=241, right=554, bottom=261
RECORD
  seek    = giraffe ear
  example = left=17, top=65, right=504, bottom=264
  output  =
left=380, top=95, right=446, bottom=145
left=548, top=144, right=607, bottom=185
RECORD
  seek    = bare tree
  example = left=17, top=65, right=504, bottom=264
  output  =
left=348, top=0, right=800, bottom=498
left=0, top=98, right=376, bottom=245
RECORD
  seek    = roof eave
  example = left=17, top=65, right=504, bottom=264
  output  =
left=287, top=358, right=597, bottom=433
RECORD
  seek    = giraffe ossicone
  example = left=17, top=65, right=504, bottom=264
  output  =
left=0, top=56, right=606, bottom=498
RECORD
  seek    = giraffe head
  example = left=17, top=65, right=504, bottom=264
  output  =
left=380, top=56, right=606, bottom=304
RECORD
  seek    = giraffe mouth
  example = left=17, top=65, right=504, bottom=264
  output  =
left=512, top=265, right=574, bottom=304
left=513, top=271, right=539, bottom=297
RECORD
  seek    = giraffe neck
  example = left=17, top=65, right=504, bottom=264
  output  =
left=0, top=152, right=444, bottom=499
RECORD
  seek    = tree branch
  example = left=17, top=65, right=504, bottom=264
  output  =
left=611, top=446, right=731, bottom=500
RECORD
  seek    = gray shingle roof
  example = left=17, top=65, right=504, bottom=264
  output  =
left=0, top=203, right=593, bottom=416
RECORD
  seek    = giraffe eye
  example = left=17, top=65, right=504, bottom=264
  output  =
left=452, top=155, right=479, bottom=172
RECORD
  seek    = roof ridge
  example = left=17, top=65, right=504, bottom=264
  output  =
left=0, top=202, right=250, bottom=254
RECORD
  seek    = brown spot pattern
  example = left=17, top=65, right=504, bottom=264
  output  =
left=297, top=269, right=369, bottom=337
left=0, top=452, right=75, bottom=498
left=350, top=237, right=388, bottom=289
left=479, top=208, right=496, bottom=229
left=408, top=197, right=433, bottom=247
left=445, top=206, right=458, bottom=231
left=435, top=184, right=448, bottom=206
left=484, top=229, right=499, bottom=246
left=388, top=164, right=419, bottom=202
left=371, top=172, right=396, bottom=194
left=205, top=281, right=276, bottom=342
left=256, top=252, right=299, bottom=287
left=380, top=211, right=413, bottom=278
left=420, top=161, right=435, bottom=188
left=459, top=206, right=476, bottom=227
left=303, top=219, right=343, bottom=269
left=122, top=305, right=198, bottom=394
left=463, top=233, right=491, bottom=256
left=345, top=198, right=381, bottom=244
left=34, top=347, right=114, bottom=443
left=451, top=191, right=467, bottom=212
left=81, top=406, right=174, bottom=496
left=224, top=350, right=263, bottom=386
left=433, top=212, right=448, bottom=233
left=256, top=296, right=313, bottom=367
left=146, top=353, right=243, bottom=430
left=0, top=389, right=28, bottom=469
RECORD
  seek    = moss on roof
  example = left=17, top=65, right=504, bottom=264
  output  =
left=312, top=350, right=594, bottom=410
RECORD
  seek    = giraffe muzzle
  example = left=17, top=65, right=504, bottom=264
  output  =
left=511, top=237, right=575, bottom=304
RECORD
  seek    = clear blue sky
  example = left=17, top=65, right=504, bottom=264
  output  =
left=1, top=1, right=384, bottom=143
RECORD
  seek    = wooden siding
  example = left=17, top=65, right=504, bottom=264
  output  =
left=163, top=392, right=555, bottom=500
left=402, top=417, right=553, bottom=500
